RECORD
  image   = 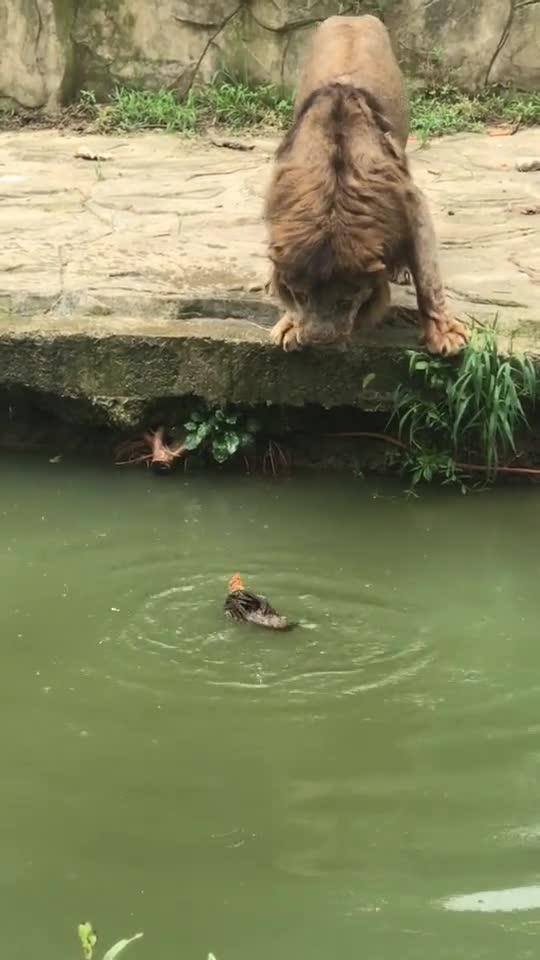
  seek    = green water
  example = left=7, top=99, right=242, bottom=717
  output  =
left=2, top=457, right=540, bottom=960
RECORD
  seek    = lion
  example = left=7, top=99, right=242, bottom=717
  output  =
left=264, top=15, right=468, bottom=355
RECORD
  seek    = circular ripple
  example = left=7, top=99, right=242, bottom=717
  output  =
left=107, top=566, right=433, bottom=702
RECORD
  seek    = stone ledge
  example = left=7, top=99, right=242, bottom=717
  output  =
left=0, top=128, right=538, bottom=428
left=0, top=312, right=421, bottom=426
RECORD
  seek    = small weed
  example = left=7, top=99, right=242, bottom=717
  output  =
left=404, top=448, right=463, bottom=488
left=184, top=406, right=259, bottom=464
left=390, top=322, right=537, bottom=485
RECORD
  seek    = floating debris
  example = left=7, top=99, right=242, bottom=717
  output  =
left=442, top=884, right=540, bottom=913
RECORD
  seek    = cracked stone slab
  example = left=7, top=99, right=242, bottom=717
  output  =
left=0, top=128, right=539, bottom=413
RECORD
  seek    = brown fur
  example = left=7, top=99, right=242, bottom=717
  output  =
left=265, top=15, right=468, bottom=355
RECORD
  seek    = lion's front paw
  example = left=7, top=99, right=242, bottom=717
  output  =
left=270, top=314, right=302, bottom=352
left=422, top=316, right=468, bottom=356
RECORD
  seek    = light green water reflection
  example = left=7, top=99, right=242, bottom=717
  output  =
left=1, top=457, right=540, bottom=959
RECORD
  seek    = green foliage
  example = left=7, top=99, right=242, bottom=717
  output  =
left=184, top=406, right=260, bottom=464
left=404, top=449, right=461, bottom=489
left=391, top=323, right=537, bottom=485
left=92, top=77, right=292, bottom=133
left=194, top=78, right=292, bottom=128
left=410, top=86, right=540, bottom=141
left=78, top=924, right=143, bottom=960
left=79, top=923, right=97, bottom=960
left=80, top=77, right=540, bottom=139
left=409, top=47, right=540, bottom=140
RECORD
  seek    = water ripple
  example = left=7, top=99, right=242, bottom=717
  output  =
left=109, top=568, right=433, bottom=701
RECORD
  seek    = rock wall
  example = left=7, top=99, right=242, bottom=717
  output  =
left=2, top=0, right=539, bottom=112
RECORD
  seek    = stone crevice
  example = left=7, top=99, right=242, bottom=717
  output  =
left=182, top=3, right=244, bottom=94
left=485, top=0, right=515, bottom=85
left=173, top=14, right=224, bottom=28
left=248, top=9, right=323, bottom=34
left=33, top=0, right=44, bottom=58
left=32, top=0, right=47, bottom=104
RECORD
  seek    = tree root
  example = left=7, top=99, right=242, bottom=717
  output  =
left=323, top=432, right=540, bottom=478
left=115, top=427, right=185, bottom=475
left=262, top=439, right=290, bottom=477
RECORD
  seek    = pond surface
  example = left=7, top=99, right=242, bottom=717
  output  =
left=2, top=457, right=540, bottom=960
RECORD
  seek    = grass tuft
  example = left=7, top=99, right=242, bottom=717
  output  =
left=410, top=85, right=540, bottom=141
left=91, top=78, right=293, bottom=134
left=79, top=77, right=540, bottom=139
left=390, top=321, right=537, bottom=485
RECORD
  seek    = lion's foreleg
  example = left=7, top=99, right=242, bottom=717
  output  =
left=408, top=187, right=468, bottom=356
left=269, top=312, right=303, bottom=351
left=354, top=279, right=391, bottom=329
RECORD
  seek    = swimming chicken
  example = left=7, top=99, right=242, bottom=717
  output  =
left=224, top=574, right=293, bottom=631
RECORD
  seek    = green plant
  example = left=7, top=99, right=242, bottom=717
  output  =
left=94, top=78, right=293, bottom=133
left=409, top=86, right=540, bottom=142
left=78, top=923, right=143, bottom=960
left=183, top=407, right=259, bottom=464
left=390, top=323, right=537, bottom=485
left=196, top=74, right=292, bottom=128
left=78, top=78, right=540, bottom=140
left=404, top=448, right=461, bottom=487
left=76, top=922, right=219, bottom=959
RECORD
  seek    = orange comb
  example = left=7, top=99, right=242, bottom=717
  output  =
left=229, top=573, right=245, bottom=593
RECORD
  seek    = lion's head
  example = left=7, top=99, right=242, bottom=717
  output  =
left=265, top=83, right=412, bottom=344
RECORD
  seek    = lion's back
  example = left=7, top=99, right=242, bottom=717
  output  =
left=294, top=15, right=408, bottom=145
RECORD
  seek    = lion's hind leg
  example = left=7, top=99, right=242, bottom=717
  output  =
left=354, top=278, right=391, bottom=330
left=389, top=266, right=412, bottom=286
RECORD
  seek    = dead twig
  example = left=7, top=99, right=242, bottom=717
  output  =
left=74, top=148, right=113, bottom=161
left=516, top=158, right=540, bottom=172
left=208, top=133, right=255, bottom=151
